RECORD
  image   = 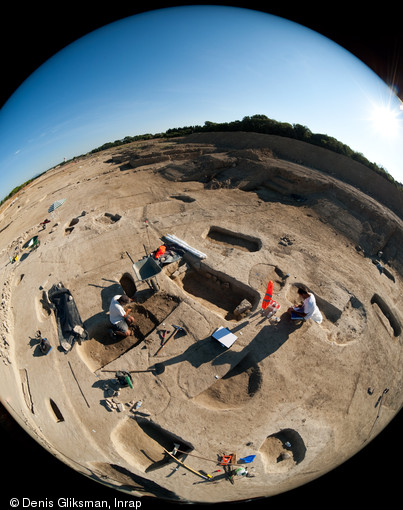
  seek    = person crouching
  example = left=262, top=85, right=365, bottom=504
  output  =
left=109, top=294, right=135, bottom=338
left=288, top=287, right=323, bottom=324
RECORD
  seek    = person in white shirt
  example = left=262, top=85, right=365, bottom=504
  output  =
left=109, top=294, right=135, bottom=338
left=289, top=288, right=323, bottom=324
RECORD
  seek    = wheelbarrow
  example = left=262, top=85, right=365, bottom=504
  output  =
left=126, top=251, right=161, bottom=291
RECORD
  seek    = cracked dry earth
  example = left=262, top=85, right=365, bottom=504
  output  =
left=0, top=132, right=402, bottom=503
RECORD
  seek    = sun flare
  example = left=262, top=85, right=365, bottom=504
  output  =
left=370, top=104, right=401, bottom=138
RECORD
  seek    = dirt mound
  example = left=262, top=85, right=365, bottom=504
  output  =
left=194, top=353, right=262, bottom=409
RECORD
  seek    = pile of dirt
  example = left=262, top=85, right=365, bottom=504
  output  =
left=194, top=353, right=262, bottom=409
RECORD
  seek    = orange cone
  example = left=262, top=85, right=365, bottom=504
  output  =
left=262, top=281, right=273, bottom=310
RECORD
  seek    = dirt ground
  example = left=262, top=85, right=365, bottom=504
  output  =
left=0, top=132, right=402, bottom=503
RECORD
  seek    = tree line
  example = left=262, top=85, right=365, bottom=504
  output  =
left=90, top=114, right=402, bottom=189
left=2, top=114, right=401, bottom=205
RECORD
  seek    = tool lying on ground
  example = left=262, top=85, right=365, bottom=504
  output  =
left=154, top=324, right=187, bottom=356
left=101, top=362, right=165, bottom=376
left=174, top=449, right=246, bottom=466
left=366, top=387, right=390, bottom=441
left=68, top=361, right=90, bottom=408
left=163, top=445, right=210, bottom=481
left=158, top=329, right=168, bottom=342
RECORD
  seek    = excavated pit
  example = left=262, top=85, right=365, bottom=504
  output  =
left=48, top=399, right=65, bottom=423
left=119, top=272, right=137, bottom=298
left=259, top=429, right=306, bottom=473
left=78, top=291, right=179, bottom=371
left=249, top=263, right=288, bottom=294
left=65, top=217, right=80, bottom=235
left=170, top=194, right=196, bottom=203
left=333, top=295, right=368, bottom=344
left=111, top=417, right=193, bottom=473
left=90, top=462, right=180, bottom=500
left=104, top=212, right=122, bottom=223
left=205, top=226, right=261, bottom=252
left=20, top=369, right=34, bottom=414
left=94, top=212, right=122, bottom=225
left=171, top=265, right=259, bottom=320
left=371, top=294, right=401, bottom=337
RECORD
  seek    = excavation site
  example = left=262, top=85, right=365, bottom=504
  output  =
left=0, top=131, right=402, bottom=504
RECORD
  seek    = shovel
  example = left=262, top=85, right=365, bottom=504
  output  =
left=130, top=363, right=165, bottom=375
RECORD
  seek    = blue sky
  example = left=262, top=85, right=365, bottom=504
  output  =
left=0, top=5, right=402, bottom=200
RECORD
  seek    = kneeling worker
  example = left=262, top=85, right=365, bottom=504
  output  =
left=109, top=294, right=135, bottom=338
left=288, top=287, right=323, bottom=324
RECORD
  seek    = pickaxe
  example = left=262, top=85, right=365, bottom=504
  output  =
left=154, top=324, right=186, bottom=356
